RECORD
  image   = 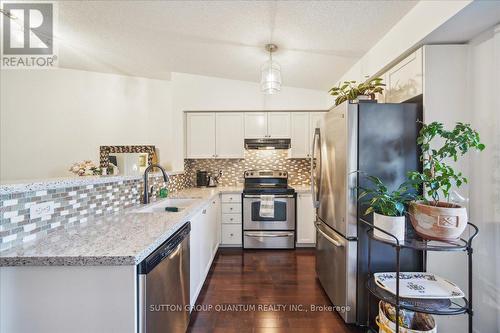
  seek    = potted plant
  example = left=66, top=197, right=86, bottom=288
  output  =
left=328, top=77, right=385, bottom=106
left=358, top=175, right=416, bottom=242
left=408, top=122, right=485, bottom=240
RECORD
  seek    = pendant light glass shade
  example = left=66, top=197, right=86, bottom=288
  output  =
left=261, top=44, right=281, bottom=94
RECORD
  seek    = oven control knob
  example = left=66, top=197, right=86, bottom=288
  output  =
left=283, top=172, right=287, bottom=177
left=250, top=172, right=254, bottom=176
left=245, top=172, right=249, bottom=176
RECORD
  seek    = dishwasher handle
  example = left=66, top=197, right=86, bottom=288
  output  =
left=137, top=221, right=191, bottom=275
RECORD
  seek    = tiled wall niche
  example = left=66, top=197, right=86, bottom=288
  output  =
left=0, top=173, right=189, bottom=251
left=185, top=150, right=311, bottom=187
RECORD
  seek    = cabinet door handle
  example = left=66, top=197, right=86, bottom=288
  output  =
left=202, top=209, right=207, bottom=214
left=230, top=233, right=234, bottom=236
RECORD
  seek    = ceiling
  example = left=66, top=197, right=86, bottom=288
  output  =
left=54, top=0, right=418, bottom=90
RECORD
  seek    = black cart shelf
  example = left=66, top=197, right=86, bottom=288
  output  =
left=359, top=218, right=478, bottom=333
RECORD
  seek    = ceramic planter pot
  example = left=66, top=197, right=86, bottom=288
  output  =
left=409, top=201, right=468, bottom=241
left=373, top=212, right=405, bottom=242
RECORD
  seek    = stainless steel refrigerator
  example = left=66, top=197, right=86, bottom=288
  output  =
left=311, top=100, right=423, bottom=326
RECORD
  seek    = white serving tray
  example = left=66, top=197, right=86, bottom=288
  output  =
left=374, top=272, right=465, bottom=299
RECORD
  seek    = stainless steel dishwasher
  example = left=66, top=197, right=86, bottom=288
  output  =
left=138, top=222, right=190, bottom=333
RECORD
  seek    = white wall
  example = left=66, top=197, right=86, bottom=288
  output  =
left=1, top=69, right=328, bottom=180
left=421, top=30, right=499, bottom=333
left=0, top=69, right=173, bottom=181
left=467, top=26, right=500, bottom=333
left=170, top=72, right=330, bottom=170
left=336, top=1, right=471, bottom=84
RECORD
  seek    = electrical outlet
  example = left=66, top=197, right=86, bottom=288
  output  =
left=30, top=201, right=55, bottom=219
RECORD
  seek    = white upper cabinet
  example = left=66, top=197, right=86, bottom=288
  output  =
left=215, top=113, right=244, bottom=158
left=244, top=112, right=291, bottom=138
left=267, top=112, right=291, bottom=138
left=187, top=111, right=319, bottom=158
left=290, top=112, right=325, bottom=158
left=186, top=113, right=216, bottom=158
left=244, top=112, right=268, bottom=138
left=290, top=112, right=310, bottom=158
left=385, top=48, right=423, bottom=103
left=310, top=112, right=324, bottom=133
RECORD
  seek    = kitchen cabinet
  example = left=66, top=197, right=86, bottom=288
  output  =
left=244, top=112, right=291, bottom=138
left=186, top=113, right=216, bottom=158
left=267, top=112, right=291, bottom=138
left=208, top=196, right=220, bottom=256
left=189, top=208, right=203, bottom=307
left=189, top=199, right=220, bottom=307
left=290, top=113, right=309, bottom=158
left=244, top=112, right=268, bottom=138
left=297, top=192, right=316, bottom=245
left=220, top=192, right=242, bottom=246
left=384, top=48, right=423, bottom=103
left=215, top=113, right=244, bottom=158
left=186, top=112, right=244, bottom=158
left=290, top=112, right=325, bottom=158
left=221, top=224, right=242, bottom=245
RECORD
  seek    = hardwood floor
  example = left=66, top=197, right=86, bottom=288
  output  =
left=188, top=248, right=363, bottom=333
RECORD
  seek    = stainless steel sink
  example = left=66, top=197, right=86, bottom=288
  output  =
left=133, top=198, right=199, bottom=213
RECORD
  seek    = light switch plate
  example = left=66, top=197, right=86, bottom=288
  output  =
left=30, top=201, right=55, bottom=219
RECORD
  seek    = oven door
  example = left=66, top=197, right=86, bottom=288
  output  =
left=243, top=194, right=295, bottom=230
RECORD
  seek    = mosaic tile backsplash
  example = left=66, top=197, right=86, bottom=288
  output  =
left=0, top=173, right=189, bottom=251
left=185, top=150, right=311, bottom=187
left=1, top=151, right=308, bottom=251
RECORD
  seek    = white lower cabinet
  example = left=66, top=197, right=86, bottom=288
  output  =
left=297, top=192, right=316, bottom=245
left=220, top=193, right=242, bottom=246
left=221, top=224, right=242, bottom=245
left=189, top=197, right=220, bottom=308
left=189, top=209, right=203, bottom=307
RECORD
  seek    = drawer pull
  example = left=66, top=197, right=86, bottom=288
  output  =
left=230, top=218, right=234, bottom=221
left=230, top=233, right=234, bottom=236
left=246, top=232, right=294, bottom=238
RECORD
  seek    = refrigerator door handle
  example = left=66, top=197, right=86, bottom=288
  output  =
left=315, top=223, right=343, bottom=247
left=310, top=128, right=321, bottom=208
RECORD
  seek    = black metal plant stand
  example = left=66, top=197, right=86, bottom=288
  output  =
left=360, top=217, right=478, bottom=333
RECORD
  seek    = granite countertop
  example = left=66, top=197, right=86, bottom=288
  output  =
left=0, top=186, right=242, bottom=267
left=0, top=171, right=184, bottom=195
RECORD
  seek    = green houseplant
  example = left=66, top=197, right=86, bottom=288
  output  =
left=328, top=77, right=385, bottom=106
left=358, top=175, right=416, bottom=242
left=408, top=121, right=485, bottom=240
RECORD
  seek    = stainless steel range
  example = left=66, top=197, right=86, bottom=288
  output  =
left=242, top=170, right=296, bottom=249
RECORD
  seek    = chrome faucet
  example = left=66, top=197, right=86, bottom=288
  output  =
left=143, top=164, right=170, bottom=204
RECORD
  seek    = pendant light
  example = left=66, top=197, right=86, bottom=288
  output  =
left=261, top=44, right=281, bottom=94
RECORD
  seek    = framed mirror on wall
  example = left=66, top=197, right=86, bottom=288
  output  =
left=99, top=145, right=157, bottom=176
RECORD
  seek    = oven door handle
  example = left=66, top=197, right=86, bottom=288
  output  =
left=243, top=195, right=294, bottom=198
left=245, top=232, right=295, bottom=238
left=315, top=223, right=343, bottom=247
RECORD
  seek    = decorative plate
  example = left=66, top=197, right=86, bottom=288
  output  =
left=374, top=272, right=465, bottom=299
